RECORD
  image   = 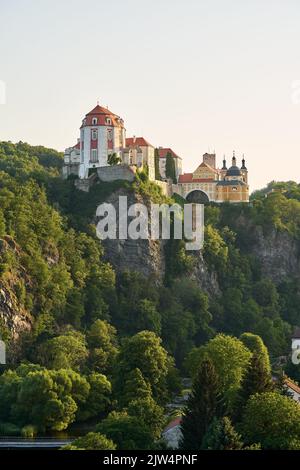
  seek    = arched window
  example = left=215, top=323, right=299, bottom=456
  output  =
left=92, top=117, right=98, bottom=125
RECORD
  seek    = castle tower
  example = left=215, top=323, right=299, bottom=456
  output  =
left=240, top=154, right=248, bottom=184
left=220, top=155, right=227, bottom=180
left=78, top=104, right=126, bottom=179
left=202, top=152, right=216, bottom=169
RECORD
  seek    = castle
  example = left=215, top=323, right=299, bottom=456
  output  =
left=63, top=103, right=249, bottom=203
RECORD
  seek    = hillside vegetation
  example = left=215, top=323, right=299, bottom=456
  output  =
left=0, top=141, right=300, bottom=449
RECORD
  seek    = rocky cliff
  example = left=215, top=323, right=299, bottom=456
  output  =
left=99, top=188, right=220, bottom=295
left=0, top=237, right=32, bottom=340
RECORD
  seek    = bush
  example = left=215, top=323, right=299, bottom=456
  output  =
left=21, top=425, right=37, bottom=438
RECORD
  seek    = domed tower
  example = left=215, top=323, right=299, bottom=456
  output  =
left=225, top=152, right=243, bottom=181
left=216, top=151, right=249, bottom=202
left=78, top=103, right=126, bottom=179
left=240, top=154, right=248, bottom=184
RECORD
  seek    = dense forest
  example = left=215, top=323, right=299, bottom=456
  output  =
left=0, top=141, right=300, bottom=449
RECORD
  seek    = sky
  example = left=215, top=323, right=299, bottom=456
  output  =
left=1, top=0, right=300, bottom=190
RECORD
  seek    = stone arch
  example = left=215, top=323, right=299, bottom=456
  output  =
left=185, top=189, right=210, bottom=204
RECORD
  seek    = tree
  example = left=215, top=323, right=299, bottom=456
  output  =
left=201, top=417, right=244, bottom=450
left=127, top=397, right=165, bottom=441
left=233, top=353, right=273, bottom=422
left=241, top=392, right=300, bottom=449
left=165, top=152, right=176, bottom=183
left=63, top=432, right=116, bottom=450
left=135, top=299, right=161, bottom=335
left=96, top=411, right=154, bottom=450
left=180, top=357, right=219, bottom=450
left=4, top=367, right=90, bottom=431
left=87, top=320, right=118, bottom=373
left=119, top=368, right=152, bottom=408
left=107, top=153, right=121, bottom=166
left=154, top=148, right=161, bottom=180
left=114, top=331, right=171, bottom=402
left=239, top=333, right=271, bottom=374
left=37, top=331, right=88, bottom=371
left=185, top=334, right=251, bottom=409
left=78, top=373, right=111, bottom=421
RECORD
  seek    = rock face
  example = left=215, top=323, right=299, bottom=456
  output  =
left=0, top=237, right=32, bottom=340
left=0, top=283, right=32, bottom=339
left=99, top=188, right=166, bottom=282
left=99, top=188, right=220, bottom=294
left=251, top=226, right=300, bottom=284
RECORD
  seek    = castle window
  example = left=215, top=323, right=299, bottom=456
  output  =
left=92, top=129, right=98, bottom=140
left=92, top=117, right=98, bottom=125
left=90, top=149, right=98, bottom=163
left=106, top=117, right=112, bottom=125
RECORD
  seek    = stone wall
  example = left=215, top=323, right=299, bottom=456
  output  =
left=97, top=165, right=136, bottom=182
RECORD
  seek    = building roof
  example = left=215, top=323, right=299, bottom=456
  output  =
left=163, top=417, right=182, bottom=433
left=81, top=104, right=124, bottom=128
left=226, top=166, right=242, bottom=177
left=158, top=148, right=182, bottom=160
left=178, top=173, right=215, bottom=183
left=198, top=161, right=219, bottom=174
left=73, top=142, right=80, bottom=150
left=285, top=378, right=300, bottom=395
left=217, top=180, right=246, bottom=186
left=126, top=137, right=153, bottom=148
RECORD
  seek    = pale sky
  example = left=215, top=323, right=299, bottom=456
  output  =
left=1, top=0, right=300, bottom=190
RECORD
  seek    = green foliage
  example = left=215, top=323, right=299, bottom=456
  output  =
left=185, top=335, right=251, bottom=409
left=96, top=411, right=154, bottom=450
left=241, top=392, right=300, bottom=449
left=37, top=330, right=88, bottom=371
left=233, top=353, right=273, bottom=422
left=63, top=432, right=116, bottom=450
left=202, top=417, right=244, bottom=450
left=87, top=320, right=119, bottom=373
left=119, top=368, right=152, bottom=408
left=77, top=372, right=111, bottom=421
left=107, top=153, right=121, bottom=166
left=165, top=152, right=177, bottom=183
left=180, top=357, right=219, bottom=450
left=127, top=397, right=165, bottom=441
left=240, top=333, right=271, bottom=374
left=114, top=331, right=172, bottom=403
left=154, top=148, right=161, bottom=180
left=0, top=365, right=90, bottom=431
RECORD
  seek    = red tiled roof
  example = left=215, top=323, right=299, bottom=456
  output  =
left=81, top=104, right=124, bottom=128
left=158, top=148, right=182, bottom=160
left=285, top=378, right=300, bottom=395
left=126, top=137, right=153, bottom=148
left=73, top=142, right=80, bottom=150
left=178, top=173, right=215, bottom=183
left=164, top=417, right=182, bottom=432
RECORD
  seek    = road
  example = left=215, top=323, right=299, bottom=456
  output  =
left=0, top=437, right=74, bottom=449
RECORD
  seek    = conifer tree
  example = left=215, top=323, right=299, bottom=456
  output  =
left=120, top=368, right=152, bottom=408
left=234, top=352, right=273, bottom=422
left=180, top=357, right=219, bottom=450
left=165, top=152, right=177, bottom=183
left=201, top=416, right=244, bottom=450
left=154, top=148, right=161, bottom=180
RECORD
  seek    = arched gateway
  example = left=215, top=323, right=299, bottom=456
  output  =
left=185, top=190, right=210, bottom=204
